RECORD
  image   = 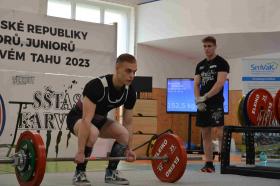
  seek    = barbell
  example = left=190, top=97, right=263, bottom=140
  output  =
left=0, top=131, right=187, bottom=186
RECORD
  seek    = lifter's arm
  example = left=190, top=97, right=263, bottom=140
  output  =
left=122, top=108, right=136, bottom=161
left=122, top=109, right=134, bottom=149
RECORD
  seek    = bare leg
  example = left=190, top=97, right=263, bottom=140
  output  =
left=73, top=119, right=99, bottom=171
left=214, top=126, right=224, bottom=152
left=201, top=127, right=213, bottom=162
left=200, top=127, right=216, bottom=172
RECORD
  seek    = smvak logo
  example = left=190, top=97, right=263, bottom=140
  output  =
left=250, top=62, right=278, bottom=73
left=0, top=94, right=6, bottom=136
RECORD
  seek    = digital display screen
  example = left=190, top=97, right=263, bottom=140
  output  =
left=166, top=78, right=229, bottom=113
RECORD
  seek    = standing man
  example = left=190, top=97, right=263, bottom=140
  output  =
left=194, top=36, right=230, bottom=173
left=67, top=53, right=137, bottom=185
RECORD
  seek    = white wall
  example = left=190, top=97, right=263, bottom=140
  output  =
left=0, top=0, right=47, bottom=14
left=227, top=58, right=243, bottom=90
left=137, top=0, right=280, bottom=43
left=245, top=52, right=280, bottom=59
left=136, top=44, right=196, bottom=88
left=136, top=48, right=280, bottom=91
left=136, top=44, right=249, bottom=90
left=136, top=43, right=247, bottom=91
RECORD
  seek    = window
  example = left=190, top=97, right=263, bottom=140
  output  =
left=47, top=0, right=133, bottom=55
left=76, top=3, right=100, bottom=23
left=47, top=0, right=71, bottom=19
left=105, top=9, right=128, bottom=55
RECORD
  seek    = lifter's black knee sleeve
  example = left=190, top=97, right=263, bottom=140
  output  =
left=107, top=141, right=128, bottom=170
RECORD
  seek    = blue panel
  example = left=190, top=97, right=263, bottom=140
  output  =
left=166, top=79, right=229, bottom=113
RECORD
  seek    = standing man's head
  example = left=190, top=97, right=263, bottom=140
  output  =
left=202, top=36, right=217, bottom=59
left=115, top=53, right=137, bottom=86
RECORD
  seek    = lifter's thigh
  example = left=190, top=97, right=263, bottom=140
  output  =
left=73, top=119, right=100, bottom=147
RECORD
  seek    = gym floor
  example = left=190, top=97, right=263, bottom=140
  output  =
left=0, top=155, right=279, bottom=186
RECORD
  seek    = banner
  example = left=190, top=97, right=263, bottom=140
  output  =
left=0, top=9, right=117, bottom=158
left=0, top=8, right=117, bottom=76
left=242, top=58, right=280, bottom=95
left=0, top=70, right=114, bottom=158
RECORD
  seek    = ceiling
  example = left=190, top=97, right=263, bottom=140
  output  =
left=140, top=32, right=280, bottom=60
left=98, top=1, right=280, bottom=60
left=99, top=0, right=159, bottom=6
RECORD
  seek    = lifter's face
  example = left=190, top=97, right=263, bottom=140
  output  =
left=116, top=61, right=137, bottom=86
left=203, top=42, right=216, bottom=58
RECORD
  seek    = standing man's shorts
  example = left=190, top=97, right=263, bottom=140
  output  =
left=66, top=106, right=108, bottom=134
left=196, top=104, right=224, bottom=127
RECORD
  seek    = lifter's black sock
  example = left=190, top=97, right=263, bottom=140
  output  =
left=107, top=142, right=127, bottom=170
left=206, top=161, right=214, bottom=167
left=76, top=146, right=93, bottom=172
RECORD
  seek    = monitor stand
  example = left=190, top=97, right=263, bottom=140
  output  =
left=186, top=113, right=204, bottom=154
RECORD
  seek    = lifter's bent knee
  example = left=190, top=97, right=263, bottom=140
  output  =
left=86, top=127, right=99, bottom=147
left=115, top=130, right=129, bottom=145
left=73, top=119, right=91, bottom=135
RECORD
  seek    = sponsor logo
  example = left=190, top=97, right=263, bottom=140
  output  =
left=250, top=62, right=278, bottom=73
left=12, top=75, right=35, bottom=85
left=0, top=94, right=6, bottom=136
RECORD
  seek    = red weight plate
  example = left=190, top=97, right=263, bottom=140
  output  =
left=243, top=89, right=255, bottom=126
left=246, top=89, right=274, bottom=126
left=151, top=133, right=187, bottom=183
left=273, top=90, right=280, bottom=124
left=0, top=94, right=6, bottom=136
left=15, top=131, right=46, bottom=186
left=243, top=90, right=253, bottom=126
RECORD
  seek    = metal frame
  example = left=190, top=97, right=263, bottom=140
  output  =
left=132, top=129, right=173, bottom=156
left=221, top=126, right=280, bottom=179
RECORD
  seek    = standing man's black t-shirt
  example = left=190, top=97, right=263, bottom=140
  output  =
left=195, top=55, right=230, bottom=105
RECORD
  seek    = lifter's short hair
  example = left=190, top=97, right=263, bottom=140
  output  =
left=116, top=53, right=136, bottom=64
left=202, top=36, right=216, bottom=45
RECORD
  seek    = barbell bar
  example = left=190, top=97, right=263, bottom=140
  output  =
left=0, top=131, right=187, bottom=186
left=0, top=155, right=168, bottom=164
left=0, top=158, right=14, bottom=164
left=47, top=155, right=169, bottom=162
